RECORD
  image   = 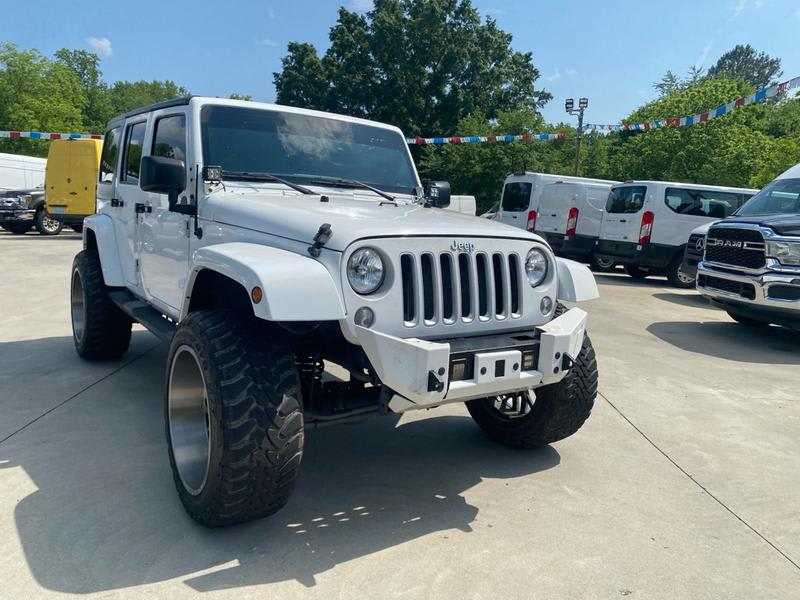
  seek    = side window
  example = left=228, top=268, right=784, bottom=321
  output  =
left=152, top=114, right=187, bottom=163
left=99, top=127, right=122, bottom=183
left=664, top=188, right=742, bottom=218
left=121, top=121, right=147, bottom=184
left=606, top=186, right=646, bottom=213
left=501, top=182, right=532, bottom=212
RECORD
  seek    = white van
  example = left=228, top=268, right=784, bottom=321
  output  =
left=0, top=152, right=46, bottom=191
left=497, top=172, right=618, bottom=235
left=444, top=194, right=477, bottom=216
left=534, top=180, right=618, bottom=270
left=597, top=180, right=757, bottom=287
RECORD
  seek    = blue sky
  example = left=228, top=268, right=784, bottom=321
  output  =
left=2, top=0, right=799, bottom=133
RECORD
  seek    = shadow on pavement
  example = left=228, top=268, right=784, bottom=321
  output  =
left=647, top=320, right=800, bottom=364
left=593, top=273, right=668, bottom=288
left=652, top=292, right=715, bottom=311
left=0, top=333, right=560, bottom=594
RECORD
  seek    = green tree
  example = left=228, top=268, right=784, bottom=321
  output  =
left=54, top=48, right=112, bottom=131
left=105, top=79, right=188, bottom=117
left=274, top=0, right=551, bottom=136
left=0, top=43, right=84, bottom=156
left=707, top=44, right=782, bottom=89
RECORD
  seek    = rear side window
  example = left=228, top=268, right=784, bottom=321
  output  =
left=99, top=127, right=122, bottom=183
left=607, top=186, right=646, bottom=213
left=502, top=182, right=532, bottom=211
left=664, top=187, right=745, bottom=218
left=122, top=121, right=147, bottom=183
left=152, top=115, right=187, bottom=162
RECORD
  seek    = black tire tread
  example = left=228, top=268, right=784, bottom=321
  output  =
left=167, top=311, right=304, bottom=527
left=72, top=250, right=132, bottom=360
left=466, top=303, right=598, bottom=449
left=666, top=254, right=694, bottom=289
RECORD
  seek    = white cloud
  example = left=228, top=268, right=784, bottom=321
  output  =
left=258, top=38, right=277, bottom=47
left=564, top=68, right=578, bottom=76
left=695, top=41, right=713, bottom=69
left=545, top=68, right=562, bottom=82
left=86, top=36, right=112, bottom=59
left=349, top=0, right=373, bottom=11
left=729, top=0, right=747, bottom=21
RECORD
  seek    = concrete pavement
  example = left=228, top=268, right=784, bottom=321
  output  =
left=1, top=231, right=798, bottom=599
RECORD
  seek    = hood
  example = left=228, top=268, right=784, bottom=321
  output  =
left=204, top=190, right=540, bottom=251
left=722, top=214, right=800, bottom=237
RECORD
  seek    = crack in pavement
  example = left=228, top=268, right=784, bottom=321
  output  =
left=0, top=343, right=161, bottom=447
left=599, top=390, right=800, bottom=572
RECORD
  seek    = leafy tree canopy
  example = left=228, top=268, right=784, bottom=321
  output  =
left=274, top=0, right=551, bottom=136
left=707, top=44, right=782, bottom=89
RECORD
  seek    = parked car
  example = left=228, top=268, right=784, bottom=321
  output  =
left=597, top=180, right=757, bottom=288
left=0, top=152, right=46, bottom=192
left=70, top=96, right=600, bottom=527
left=0, top=187, right=61, bottom=235
left=533, top=179, right=619, bottom=272
left=697, top=164, right=800, bottom=329
left=496, top=172, right=618, bottom=235
left=44, top=138, right=104, bottom=233
left=683, top=222, right=712, bottom=279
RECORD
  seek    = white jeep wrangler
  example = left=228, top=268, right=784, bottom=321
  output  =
left=70, top=97, right=600, bottom=527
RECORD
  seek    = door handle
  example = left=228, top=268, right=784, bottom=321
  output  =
left=135, top=203, right=152, bottom=214
left=619, top=219, right=627, bottom=223
left=110, top=198, right=124, bottom=207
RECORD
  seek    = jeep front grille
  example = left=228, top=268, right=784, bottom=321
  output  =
left=400, top=251, right=523, bottom=326
left=704, top=227, right=766, bottom=269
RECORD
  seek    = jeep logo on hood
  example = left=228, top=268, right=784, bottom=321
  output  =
left=450, top=240, right=475, bottom=253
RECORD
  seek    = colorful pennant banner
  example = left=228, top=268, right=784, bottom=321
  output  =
left=0, top=130, right=102, bottom=140
left=405, top=132, right=565, bottom=145
left=583, top=75, right=800, bottom=132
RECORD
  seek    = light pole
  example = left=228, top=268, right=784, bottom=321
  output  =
left=565, top=97, right=588, bottom=176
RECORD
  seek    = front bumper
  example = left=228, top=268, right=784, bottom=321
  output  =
left=355, top=307, right=587, bottom=412
left=0, top=207, right=35, bottom=223
left=696, top=262, right=800, bottom=325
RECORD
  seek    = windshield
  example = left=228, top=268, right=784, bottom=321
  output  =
left=200, top=105, right=418, bottom=195
left=735, top=178, right=800, bottom=217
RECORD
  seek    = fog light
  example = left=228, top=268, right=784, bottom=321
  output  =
left=354, top=306, right=375, bottom=328
left=522, top=351, right=535, bottom=371
left=540, top=296, right=553, bottom=315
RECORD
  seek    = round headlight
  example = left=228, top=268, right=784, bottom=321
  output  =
left=525, top=248, right=548, bottom=287
left=347, top=248, right=385, bottom=294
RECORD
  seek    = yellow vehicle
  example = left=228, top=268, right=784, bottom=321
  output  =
left=45, top=139, right=103, bottom=232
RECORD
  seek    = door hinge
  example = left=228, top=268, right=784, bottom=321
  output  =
left=135, top=259, right=140, bottom=271
left=135, top=203, right=152, bottom=214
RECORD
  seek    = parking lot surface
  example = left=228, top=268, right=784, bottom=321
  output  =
left=1, top=231, right=799, bottom=599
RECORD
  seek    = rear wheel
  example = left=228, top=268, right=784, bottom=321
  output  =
left=466, top=305, right=597, bottom=449
left=666, top=255, right=695, bottom=289
left=71, top=250, right=132, bottom=360
left=590, top=253, right=616, bottom=273
left=727, top=311, right=770, bottom=327
left=623, top=264, right=649, bottom=279
left=35, top=208, right=62, bottom=235
left=165, top=311, right=304, bottom=527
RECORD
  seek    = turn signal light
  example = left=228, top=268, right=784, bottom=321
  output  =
left=639, top=211, right=654, bottom=245
left=526, top=210, right=537, bottom=232
left=566, top=207, right=579, bottom=236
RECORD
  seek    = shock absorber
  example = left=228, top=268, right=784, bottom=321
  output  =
left=295, top=353, right=324, bottom=410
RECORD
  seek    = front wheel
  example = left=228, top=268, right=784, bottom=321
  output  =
left=35, top=208, right=62, bottom=235
left=466, top=330, right=598, bottom=449
left=590, top=253, right=617, bottom=273
left=165, top=311, right=304, bottom=527
left=623, top=264, right=649, bottom=280
left=666, top=255, right=695, bottom=289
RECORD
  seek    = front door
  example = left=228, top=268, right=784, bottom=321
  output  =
left=135, top=112, right=190, bottom=315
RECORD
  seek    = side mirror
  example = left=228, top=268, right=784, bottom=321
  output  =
left=424, top=181, right=451, bottom=208
left=140, top=156, right=193, bottom=214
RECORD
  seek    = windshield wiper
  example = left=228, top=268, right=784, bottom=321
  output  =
left=308, top=177, right=396, bottom=203
left=221, top=170, right=315, bottom=195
